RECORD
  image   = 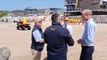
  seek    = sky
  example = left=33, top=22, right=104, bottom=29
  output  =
left=0, top=0, right=65, bottom=11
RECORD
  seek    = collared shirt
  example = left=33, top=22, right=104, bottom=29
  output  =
left=82, top=18, right=96, bottom=46
left=31, top=26, right=44, bottom=51
left=63, top=24, right=73, bottom=35
left=33, top=30, right=43, bottom=42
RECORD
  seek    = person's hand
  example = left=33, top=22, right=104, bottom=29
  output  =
left=39, top=40, right=44, bottom=43
left=77, top=39, right=82, bottom=44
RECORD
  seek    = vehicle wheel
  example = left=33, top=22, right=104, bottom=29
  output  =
left=21, top=26, right=25, bottom=30
left=27, top=26, right=31, bottom=30
left=17, top=26, right=20, bottom=30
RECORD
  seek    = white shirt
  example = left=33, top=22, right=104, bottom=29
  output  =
left=33, top=30, right=44, bottom=42
left=63, top=24, right=73, bottom=35
left=66, top=25, right=73, bottom=35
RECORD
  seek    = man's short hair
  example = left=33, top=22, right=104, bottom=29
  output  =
left=82, top=9, right=92, bottom=16
left=51, top=13, right=60, bottom=22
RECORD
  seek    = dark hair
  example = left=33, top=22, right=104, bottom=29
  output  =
left=51, top=13, right=60, bottom=22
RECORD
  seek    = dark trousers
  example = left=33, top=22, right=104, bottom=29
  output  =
left=80, top=46, right=94, bottom=60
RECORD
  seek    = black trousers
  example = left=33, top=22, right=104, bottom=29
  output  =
left=80, top=46, right=94, bottom=60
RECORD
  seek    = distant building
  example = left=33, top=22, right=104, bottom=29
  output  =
left=78, top=0, right=101, bottom=10
left=12, top=8, right=64, bottom=16
left=12, top=8, right=38, bottom=16
left=64, top=0, right=107, bottom=16
left=64, top=0, right=107, bottom=23
left=65, top=0, right=107, bottom=10
left=64, top=0, right=80, bottom=15
left=65, top=0, right=76, bottom=11
left=100, top=0, right=107, bottom=8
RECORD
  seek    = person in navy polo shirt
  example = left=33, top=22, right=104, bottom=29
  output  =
left=44, top=13, right=74, bottom=60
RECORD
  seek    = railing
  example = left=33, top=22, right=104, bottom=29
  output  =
left=92, top=8, right=107, bottom=11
